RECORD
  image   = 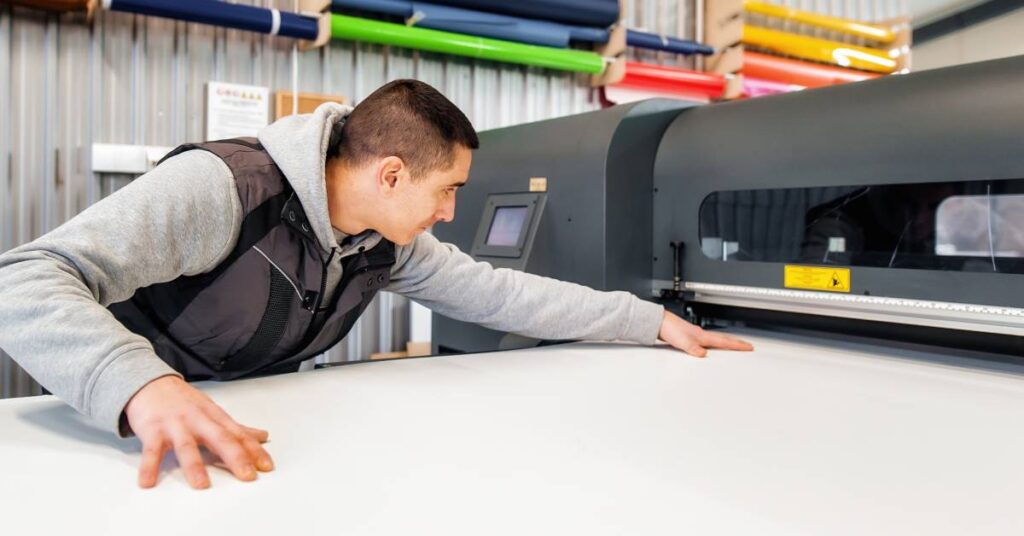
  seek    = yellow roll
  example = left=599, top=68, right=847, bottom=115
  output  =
left=743, top=25, right=897, bottom=74
left=744, top=0, right=896, bottom=44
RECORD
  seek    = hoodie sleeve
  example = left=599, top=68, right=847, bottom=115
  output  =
left=0, top=150, right=243, bottom=436
left=387, top=233, right=665, bottom=345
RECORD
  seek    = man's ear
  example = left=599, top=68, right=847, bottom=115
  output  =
left=377, top=156, right=406, bottom=193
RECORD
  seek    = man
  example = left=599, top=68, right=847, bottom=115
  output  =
left=0, top=80, right=751, bottom=490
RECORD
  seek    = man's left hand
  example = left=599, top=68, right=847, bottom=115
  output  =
left=658, top=310, right=754, bottom=357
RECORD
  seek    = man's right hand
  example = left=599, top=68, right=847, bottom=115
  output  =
left=124, top=376, right=275, bottom=489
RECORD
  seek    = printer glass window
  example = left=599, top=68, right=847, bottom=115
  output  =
left=698, top=178, right=1024, bottom=274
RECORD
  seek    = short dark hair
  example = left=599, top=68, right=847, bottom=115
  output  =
left=327, top=79, right=479, bottom=176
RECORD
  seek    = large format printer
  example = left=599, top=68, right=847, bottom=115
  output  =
left=433, top=55, right=1024, bottom=359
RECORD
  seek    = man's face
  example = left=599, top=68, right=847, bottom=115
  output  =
left=378, top=146, right=472, bottom=245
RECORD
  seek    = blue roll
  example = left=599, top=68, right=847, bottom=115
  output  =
left=105, top=0, right=320, bottom=40
left=331, top=0, right=609, bottom=48
left=278, top=11, right=321, bottom=40
left=332, top=0, right=407, bottom=17
left=626, top=29, right=714, bottom=56
left=568, top=26, right=609, bottom=44
left=412, top=3, right=568, bottom=48
left=427, top=0, right=620, bottom=28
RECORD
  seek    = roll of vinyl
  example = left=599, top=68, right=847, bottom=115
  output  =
left=331, top=0, right=611, bottom=48
left=626, top=29, right=714, bottom=56
left=425, top=0, right=620, bottom=28
left=104, top=0, right=319, bottom=40
left=413, top=3, right=571, bottom=47
left=332, top=0, right=408, bottom=16
left=744, top=0, right=895, bottom=44
left=5, top=0, right=91, bottom=12
left=331, top=0, right=564, bottom=48
left=279, top=11, right=321, bottom=40
left=743, top=76, right=804, bottom=98
left=618, top=62, right=725, bottom=100
left=604, top=86, right=711, bottom=104
left=568, top=26, right=611, bottom=44
left=743, top=25, right=897, bottom=74
left=330, top=14, right=605, bottom=73
left=744, top=51, right=880, bottom=88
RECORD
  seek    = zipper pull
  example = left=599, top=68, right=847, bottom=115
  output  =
left=303, top=290, right=319, bottom=311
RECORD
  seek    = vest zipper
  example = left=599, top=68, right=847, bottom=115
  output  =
left=297, top=260, right=391, bottom=359
left=304, top=247, right=336, bottom=335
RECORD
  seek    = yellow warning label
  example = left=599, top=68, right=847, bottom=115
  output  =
left=784, top=265, right=851, bottom=293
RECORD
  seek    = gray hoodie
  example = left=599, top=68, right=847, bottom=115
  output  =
left=0, top=103, right=665, bottom=436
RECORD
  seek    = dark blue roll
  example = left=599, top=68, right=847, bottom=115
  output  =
left=626, top=29, right=714, bottom=56
left=568, top=25, right=609, bottom=43
left=106, top=0, right=320, bottom=40
left=413, top=2, right=569, bottom=48
left=425, top=0, right=619, bottom=28
left=331, top=0, right=408, bottom=17
left=279, top=11, right=321, bottom=40
left=331, top=0, right=609, bottom=48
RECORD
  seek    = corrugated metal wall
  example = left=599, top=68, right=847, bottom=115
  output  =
left=0, top=0, right=905, bottom=400
left=760, top=0, right=909, bottom=21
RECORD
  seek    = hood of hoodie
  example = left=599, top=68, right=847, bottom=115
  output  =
left=258, top=102, right=368, bottom=253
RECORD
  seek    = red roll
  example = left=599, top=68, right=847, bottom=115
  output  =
left=743, top=51, right=881, bottom=89
left=618, top=62, right=727, bottom=100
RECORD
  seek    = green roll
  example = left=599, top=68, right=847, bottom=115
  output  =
left=330, top=14, right=605, bottom=74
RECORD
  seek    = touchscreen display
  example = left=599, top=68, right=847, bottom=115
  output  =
left=486, top=206, right=529, bottom=247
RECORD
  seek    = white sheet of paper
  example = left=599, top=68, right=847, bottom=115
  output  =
left=2, top=329, right=1023, bottom=535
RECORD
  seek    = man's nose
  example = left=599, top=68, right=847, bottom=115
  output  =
left=436, top=199, right=456, bottom=223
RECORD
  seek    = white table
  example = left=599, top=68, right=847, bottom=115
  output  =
left=2, top=329, right=1023, bottom=535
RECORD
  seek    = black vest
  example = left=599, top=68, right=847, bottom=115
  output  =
left=109, top=138, right=396, bottom=381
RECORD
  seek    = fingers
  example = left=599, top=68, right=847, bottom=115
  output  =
left=204, top=404, right=271, bottom=443
left=699, top=331, right=754, bottom=352
left=242, top=425, right=270, bottom=444
left=167, top=420, right=210, bottom=490
left=193, top=417, right=258, bottom=483
left=219, top=422, right=274, bottom=472
left=125, top=377, right=274, bottom=490
left=665, top=323, right=752, bottom=357
left=137, top=434, right=168, bottom=489
left=140, top=415, right=270, bottom=490
left=240, top=433, right=275, bottom=473
left=203, top=407, right=274, bottom=471
left=661, top=326, right=708, bottom=357
left=681, top=341, right=708, bottom=358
